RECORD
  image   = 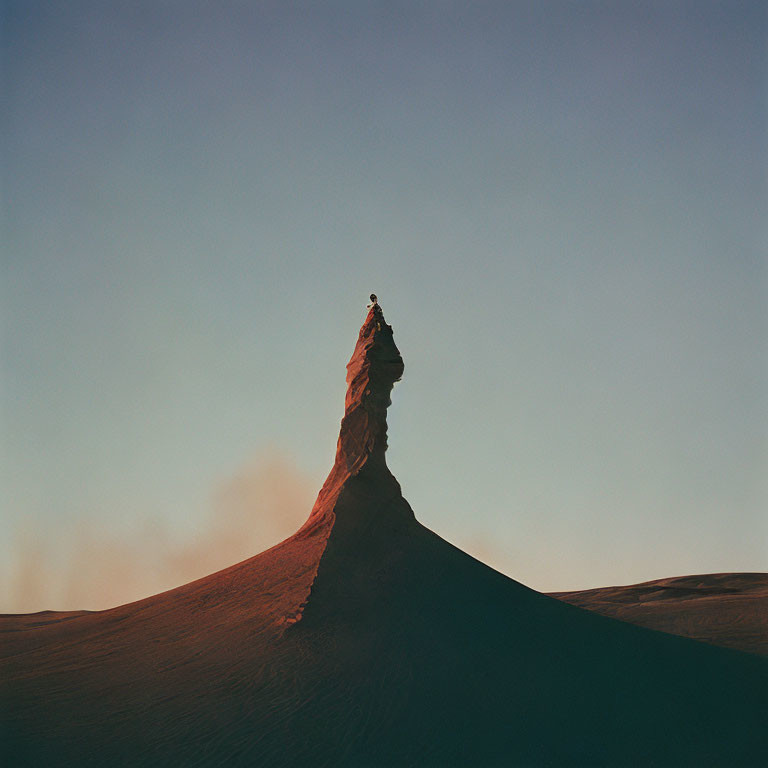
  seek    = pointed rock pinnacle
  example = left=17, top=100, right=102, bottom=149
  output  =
left=299, top=300, right=404, bottom=534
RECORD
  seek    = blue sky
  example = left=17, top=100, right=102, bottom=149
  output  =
left=2, top=1, right=766, bottom=610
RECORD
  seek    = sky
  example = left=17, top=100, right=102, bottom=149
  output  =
left=2, top=1, right=766, bottom=611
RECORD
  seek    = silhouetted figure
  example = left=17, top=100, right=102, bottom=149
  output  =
left=368, top=293, right=378, bottom=309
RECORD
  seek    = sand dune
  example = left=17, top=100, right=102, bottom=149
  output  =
left=551, top=572, right=768, bottom=656
left=2, top=305, right=766, bottom=766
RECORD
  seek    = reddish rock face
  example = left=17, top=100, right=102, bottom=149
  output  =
left=341, top=303, right=404, bottom=463
left=299, top=303, right=405, bottom=540
left=1, top=302, right=767, bottom=768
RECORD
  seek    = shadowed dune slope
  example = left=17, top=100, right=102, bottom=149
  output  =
left=550, top=572, right=768, bottom=657
left=2, top=305, right=767, bottom=767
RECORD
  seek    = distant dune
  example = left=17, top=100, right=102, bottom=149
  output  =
left=2, top=305, right=766, bottom=767
left=550, top=572, right=768, bottom=656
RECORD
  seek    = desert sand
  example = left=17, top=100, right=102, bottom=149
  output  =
left=551, top=572, right=768, bottom=657
left=2, top=305, right=766, bottom=766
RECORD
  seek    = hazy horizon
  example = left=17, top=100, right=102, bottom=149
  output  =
left=3, top=1, right=766, bottom=611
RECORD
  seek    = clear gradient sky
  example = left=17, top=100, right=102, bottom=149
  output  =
left=3, top=1, right=766, bottom=611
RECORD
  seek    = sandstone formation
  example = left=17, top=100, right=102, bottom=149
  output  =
left=2, top=303, right=766, bottom=767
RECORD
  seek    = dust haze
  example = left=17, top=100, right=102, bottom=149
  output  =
left=2, top=453, right=316, bottom=613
